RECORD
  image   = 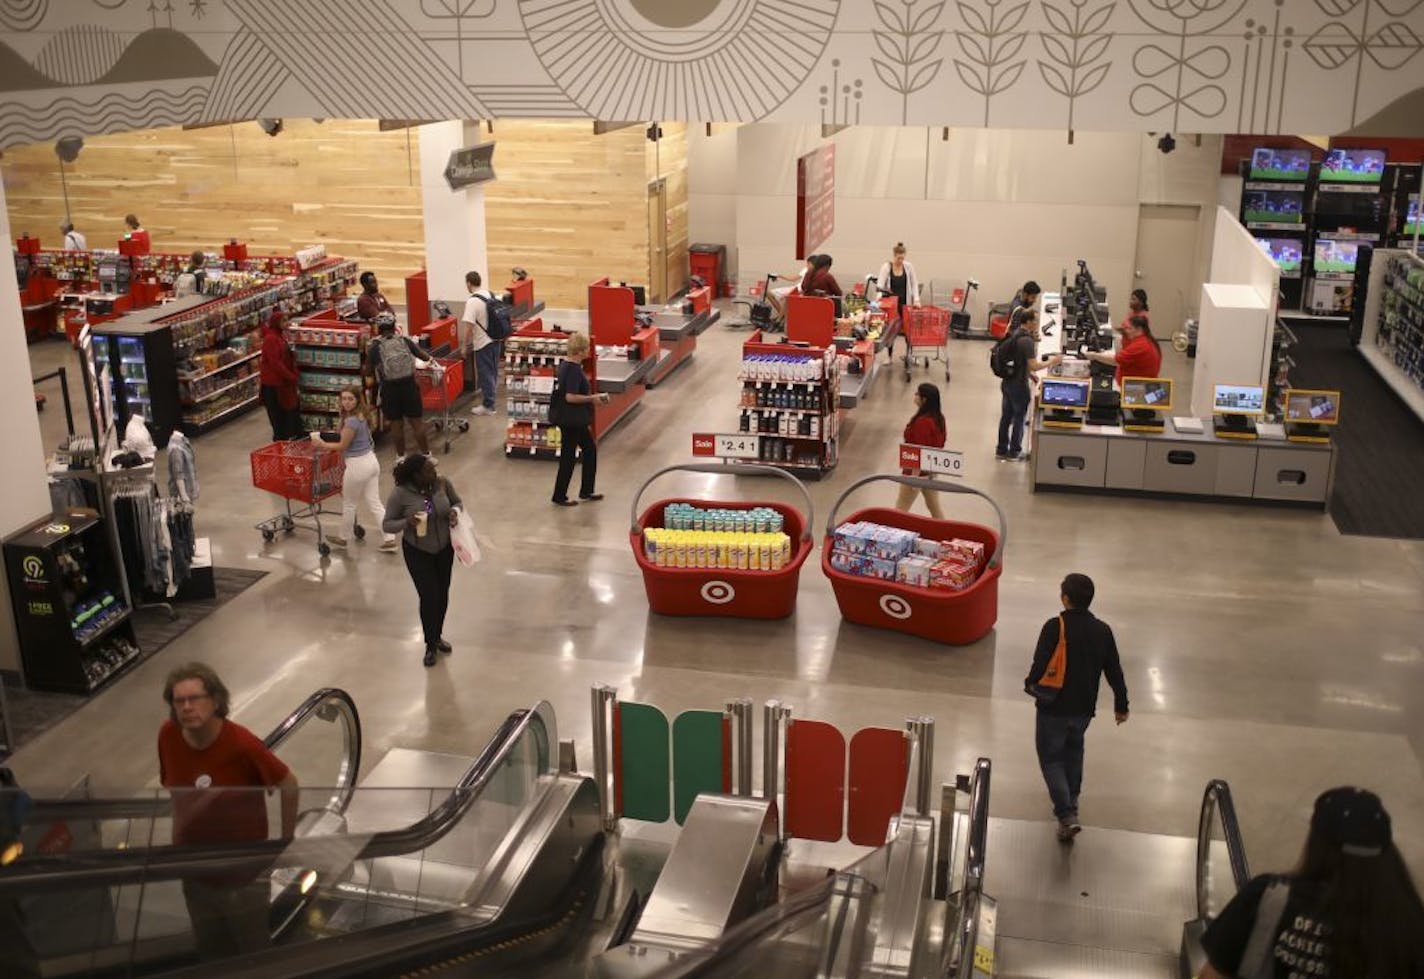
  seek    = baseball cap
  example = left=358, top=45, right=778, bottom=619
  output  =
left=374, top=312, right=397, bottom=332
left=1311, top=786, right=1391, bottom=857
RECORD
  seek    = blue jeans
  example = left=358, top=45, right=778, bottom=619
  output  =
left=1035, top=713, right=1092, bottom=820
left=996, top=379, right=1031, bottom=456
left=474, top=343, right=501, bottom=409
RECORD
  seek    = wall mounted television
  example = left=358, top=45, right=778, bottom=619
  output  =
left=1320, top=148, right=1385, bottom=183
left=1249, top=147, right=1312, bottom=181
left=1243, top=190, right=1304, bottom=224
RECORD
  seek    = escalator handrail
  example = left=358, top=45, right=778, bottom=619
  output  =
left=1195, top=778, right=1250, bottom=919
left=0, top=702, right=549, bottom=894
left=24, top=687, right=363, bottom=823
left=948, top=757, right=991, bottom=979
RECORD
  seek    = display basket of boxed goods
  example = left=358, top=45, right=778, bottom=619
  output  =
left=822, top=475, right=1005, bottom=645
left=630, top=463, right=814, bottom=620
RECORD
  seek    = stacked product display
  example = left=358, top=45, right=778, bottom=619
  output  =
left=736, top=346, right=841, bottom=474
left=504, top=329, right=567, bottom=457
left=1378, top=253, right=1424, bottom=389
left=291, top=316, right=373, bottom=432
left=828, top=520, right=985, bottom=592
left=641, top=504, right=792, bottom=572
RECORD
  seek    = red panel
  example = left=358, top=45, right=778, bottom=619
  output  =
left=507, top=277, right=534, bottom=312
left=847, top=728, right=910, bottom=846
left=405, top=270, right=430, bottom=333
left=786, top=294, right=835, bottom=347
left=783, top=719, right=846, bottom=842
left=796, top=143, right=835, bottom=258
left=589, top=281, right=636, bottom=345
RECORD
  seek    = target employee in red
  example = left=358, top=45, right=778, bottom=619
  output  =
left=895, top=382, right=947, bottom=520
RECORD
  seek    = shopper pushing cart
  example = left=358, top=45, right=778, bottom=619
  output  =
left=365, top=312, right=436, bottom=457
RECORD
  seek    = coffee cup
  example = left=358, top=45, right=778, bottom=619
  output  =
left=414, top=511, right=429, bottom=537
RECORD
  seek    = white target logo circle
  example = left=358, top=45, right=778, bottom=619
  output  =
left=701, top=580, right=736, bottom=605
left=879, top=594, right=913, bottom=620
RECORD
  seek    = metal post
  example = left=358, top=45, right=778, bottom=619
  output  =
left=590, top=684, right=616, bottom=831
left=917, top=716, right=935, bottom=817
left=725, top=698, right=753, bottom=796
left=762, top=700, right=789, bottom=810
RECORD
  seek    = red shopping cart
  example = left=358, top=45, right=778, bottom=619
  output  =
left=902, top=305, right=951, bottom=382
left=417, top=357, right=469, bottom=453
left=630, top=463, right=814, bottom=619
left=251, top=440, right=346, bottom=556
left=822, top=475, right=1005, bottom=645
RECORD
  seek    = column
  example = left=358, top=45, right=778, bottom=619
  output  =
left=0, top=178, right=58, bottom=672
left=417, top=121, right=489, bottom=314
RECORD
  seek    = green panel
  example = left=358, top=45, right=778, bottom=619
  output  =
left=618, top=701, right=671, bottom=823
left=672, top=710, right=727, bottom=825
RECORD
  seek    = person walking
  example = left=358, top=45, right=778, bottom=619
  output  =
left=59, top=221, right=86, bottom=251
left=1022, top=573, right=1128, bottom=843
left=876, top=242, right=921, bottom=361
left=383, top=454, right=462, bottom=667
left=995, top=308, right=1061, bottom=461
left=311, top=386, right=398, bottom=552
left=551, top=332, right=609, bottom=507
left=461, top=270, right=501, bottom=417
left=365, top=313, right=433, bottom=457
left=258, top=310, right=302, bottom=441
left=895, top=382, right=946, bottom=520
left=157, top=663, right=299, bottom=959
left=1201, top=786, right=1424, bottom=979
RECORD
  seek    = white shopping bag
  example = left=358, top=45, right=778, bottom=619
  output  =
left=451, top=507, right=481, bottom=567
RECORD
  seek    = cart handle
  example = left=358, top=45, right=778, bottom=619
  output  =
left=629, top=463, right=815, bottom=543
left=823, top=474, right=1007, bottom=570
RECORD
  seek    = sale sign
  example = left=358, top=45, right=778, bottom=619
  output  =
left=692, top=433, right=761, bottom=459
left=899, top=443, right=965, bottom=477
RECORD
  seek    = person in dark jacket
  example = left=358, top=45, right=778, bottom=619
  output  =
left=258, top=311, right=302, bottom=441
left=1023, top=572, right=1129, bottom=842
left=895, top=382, right=946, bottom=519
left=382, top=454, right=462, bottom=667
left=551, top=332, right=610, bottom=506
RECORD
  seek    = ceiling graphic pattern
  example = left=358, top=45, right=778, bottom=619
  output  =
left=0, top=0, right=1420, bottom=148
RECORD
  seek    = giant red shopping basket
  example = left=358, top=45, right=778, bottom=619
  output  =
left=822, top=475, right=1005, bottom=645
left=630, top=463, right=814, bottom=620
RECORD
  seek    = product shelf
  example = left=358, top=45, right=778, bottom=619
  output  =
left=178, top=350, right=260, bottom=383
left=183, top=394, right=260, bottom=432
left=732, top=330, right=842, bottom=476
left=75, top=609, right=133, bottom=649
left=182, top=372, right=259, bottom=406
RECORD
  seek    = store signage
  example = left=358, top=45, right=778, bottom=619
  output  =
left=796, top=143, right=835, bottom=259
left=444, top=143, right=497, bottom=190
left=899, top=443, right=965, bottom=477
left=21, top=556, right=45, bottom=585
left=692, top=433, right=761, bottom=459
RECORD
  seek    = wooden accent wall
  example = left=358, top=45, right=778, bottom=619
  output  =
left=653, top=123, right=691, bottom=298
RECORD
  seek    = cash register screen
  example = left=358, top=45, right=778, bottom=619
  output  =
left=1212, top=384, right=1265, bottom=415
left=1121, top=377, right=1173, bottom=411
left=1284, top=389, right=1340, bottom=425
left=1041, top=379, right=1091, bottom=409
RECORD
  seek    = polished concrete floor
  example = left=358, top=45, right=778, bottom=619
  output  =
left=14, top=315, right=1424, bottom=881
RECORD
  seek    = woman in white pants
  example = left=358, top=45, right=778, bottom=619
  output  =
left=312, top=386, right=398, bottom=552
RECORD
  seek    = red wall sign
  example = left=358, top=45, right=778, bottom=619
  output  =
left=797, top=143, right=835, bottom=259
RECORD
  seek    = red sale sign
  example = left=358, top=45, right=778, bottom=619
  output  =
left=900, top=443, right=965, bottom=477
left=899, top=444, right=922, bottom=469
left=692, top=433, right=716, bottom=456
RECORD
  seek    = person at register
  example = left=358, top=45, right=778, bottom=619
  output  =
left=1009, top=280, right=1041, bottom=329
left=801, top=253, right=842, bottom=299
left=875, top=242, right=920, bottom=312
left=356, top=271, right=396, bottom=323
left=123, top=213, right=150, bottom=251
left=1081, top=313, right=1162, bottom=383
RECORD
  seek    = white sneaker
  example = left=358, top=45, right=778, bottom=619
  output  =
left=470, top=405, right=495, bottom=416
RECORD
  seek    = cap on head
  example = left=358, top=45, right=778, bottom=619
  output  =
left=1312, top=786, right=1391, bottom=857
left=375, top=311, right=397, bottom=333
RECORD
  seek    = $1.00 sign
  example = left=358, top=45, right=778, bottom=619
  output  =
left=899, top=444, right=965, bottom=477
left=692, top=433, right=761, bottom=459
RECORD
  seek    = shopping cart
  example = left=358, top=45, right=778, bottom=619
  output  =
left=251, top=441, right=346, bottom=556
left=417, top=358, right=469, bottom=453
left=822, top=475, right=1005, bottom=645
left=901, top=306, right=951, bottom=382
left=630, top=463, right=814, bottom=619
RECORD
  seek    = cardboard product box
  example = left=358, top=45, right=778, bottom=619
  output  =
left=895, top=554, right=935, bottom=588
left=942, top=537, right=986, bottom=569
left=929, top=557, right=978, bottom=592
left=829, top=546, right=898, bottom=581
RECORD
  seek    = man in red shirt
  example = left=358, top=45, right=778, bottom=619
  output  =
left=356, top=271, right=396, bottom=326
left=1083, top=314, right=1162, bottom=385
left=158, top=663, right=299, bottom=959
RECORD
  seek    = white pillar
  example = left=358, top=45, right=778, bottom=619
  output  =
left=417, top=121, right=489, bottom=313
left=0, top=177, right=57, bottom=673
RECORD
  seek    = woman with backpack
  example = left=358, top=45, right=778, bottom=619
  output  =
left=382, top=454, right=464, bottom=667
left=1200, top=786, right=1424, bottom=979
left=258, top=310, right=302, bottom=441
left=365, top=313, right=433, bottom=457
left=896, top=383, right=947, bottom=520
left=311, top=385, right=398, bottom=552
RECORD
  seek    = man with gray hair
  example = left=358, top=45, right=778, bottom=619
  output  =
left=59, top=221, right=85, bottom=251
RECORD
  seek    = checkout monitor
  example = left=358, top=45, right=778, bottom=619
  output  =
left=1041, top=379, right=1091, bottom=410
left=1283, top=389, right=1340, bottom=425
left=1213, top=384, right=1265, bottom=416
left=1121, top=377, right=1173, bottom=412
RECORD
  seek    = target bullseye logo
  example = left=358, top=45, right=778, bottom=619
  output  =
left=701, top=580, right=736, bottom=605
left=879, top=594, right=913, bottom=620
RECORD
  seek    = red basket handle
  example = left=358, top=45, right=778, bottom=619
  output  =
left=629, top=463, right=815, bottom=543
left=823, top=474, right=1007, bottom=570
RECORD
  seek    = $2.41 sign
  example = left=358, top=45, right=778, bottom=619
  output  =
left=692, top=433, right=761, bottom=460
left=899, top=443, right=965, bottom=477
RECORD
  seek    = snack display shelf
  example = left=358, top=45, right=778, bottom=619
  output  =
left=179, top=350, right=259, bottom=382
left=183, top=394, right=260, bottom=433
left=182, top=372, right=259, bottom=406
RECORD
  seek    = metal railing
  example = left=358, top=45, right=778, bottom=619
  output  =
left=1195, top=778, right=1250, bottom=920
left=945, top=758, right=991, bottom=978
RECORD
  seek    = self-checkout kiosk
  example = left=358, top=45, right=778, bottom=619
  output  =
left=1121, top=377, right=1173, bottom=433
left=1212, top=383, right=1265, bottom=440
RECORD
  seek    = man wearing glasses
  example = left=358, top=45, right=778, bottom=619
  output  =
left=158, top=663, right=300, bottom=959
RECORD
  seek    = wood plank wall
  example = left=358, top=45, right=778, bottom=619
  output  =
left=2, top=119, right=691, bottom=309
left=652, top=123, right=691, bottom=299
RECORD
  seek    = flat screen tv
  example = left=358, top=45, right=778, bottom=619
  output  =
left=1320, top=148, right=1385, bottom=183
left=1243, top=190, right=1304, bottom=224
left=1213, top=384, right=1265, bottom=416
left=1254, top=237, right=1304, bottom=273
left=1405, top=197, right=1421, bottom=237
left=1283, top=389, right=1341, bottom=425
left=1313, top=239, right=1360, bottom=275
left=1041, top=379, right=1091, bottom=409
left=1249, top=147, right=1312, bottom=181
left=1121, top=377, right=1173, bottom=411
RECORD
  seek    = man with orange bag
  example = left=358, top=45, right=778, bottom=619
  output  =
left=1024, top=573, right=1130, bottom=843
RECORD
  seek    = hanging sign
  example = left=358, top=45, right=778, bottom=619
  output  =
left=444, top=143, right=497, bottom=189
left=796, top=143, right=835, bottom=259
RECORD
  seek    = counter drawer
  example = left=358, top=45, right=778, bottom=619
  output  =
left=1105, top=439, right=1146, bottom=490
left=1253, top=446, right=1333, bottom=503
left=1034, top=434, right=1107, bottom=488
left=1142, top=442, right=1219, bottom=495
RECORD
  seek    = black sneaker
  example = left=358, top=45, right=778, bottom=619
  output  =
left=423, top=646, right=438, bottom=667
left=435, top=638, right=452, bottom=654
left=1057, top=816, right=1082, bottom=842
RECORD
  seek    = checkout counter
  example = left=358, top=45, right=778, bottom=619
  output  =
left=784, top=292, right=898, bottom=408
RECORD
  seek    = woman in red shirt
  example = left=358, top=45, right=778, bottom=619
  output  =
left=1084, top=313, right=1162, bottom=384
left=896, top=382, right=947, bottom=520
left=259, top=310, right=302, bottom=440
left=800, top=253, right=842, bottom=298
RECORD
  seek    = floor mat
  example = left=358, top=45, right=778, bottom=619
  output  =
left=1289, top=324, right=1424, bottom=539
left=2, top=567, right=266, bottom=755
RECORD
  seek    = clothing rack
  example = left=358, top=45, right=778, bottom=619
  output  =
left=99, top=465, right=178, bottom=620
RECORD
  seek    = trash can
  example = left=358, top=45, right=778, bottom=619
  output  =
left=689, top=243, right=728, bottom=297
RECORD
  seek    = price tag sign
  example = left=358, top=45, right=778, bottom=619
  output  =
left=693, top=433, right=761, bottom=459
left=899, top=443, right=965, bottom=477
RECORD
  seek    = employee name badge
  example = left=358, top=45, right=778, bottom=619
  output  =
left=692, top=433, right=761, bottom=459
left=899, top=443, right=966, bottom=478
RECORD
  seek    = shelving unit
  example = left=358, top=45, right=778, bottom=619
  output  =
left=290, top=311, right=377, bottom=434
left=503, top=318, right=565, bottom=460
left=1362, top=249, right=1424, bottom=423
left=734, top=330, right=841, bottom=476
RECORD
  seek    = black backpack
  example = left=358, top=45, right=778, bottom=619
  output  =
left=481, top=293, right=516, bottom=341
left=989, top=329, right=1022, bottom=379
